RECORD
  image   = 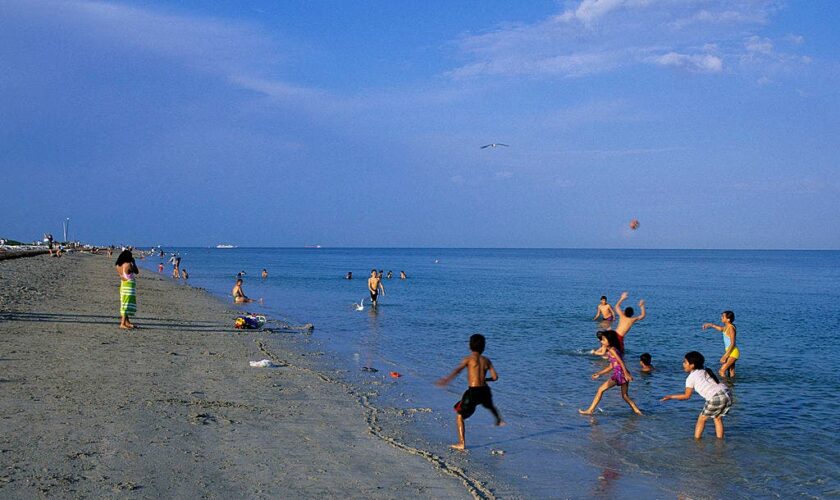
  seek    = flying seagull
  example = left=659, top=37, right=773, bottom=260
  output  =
left=480, top=143, right=509, bottom=149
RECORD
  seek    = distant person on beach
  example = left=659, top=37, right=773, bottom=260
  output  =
left=661, top=351, right=732, bottom=439
left=639, top=353, right=654, bottom=373
left=386, top=271, right=393, bottom=279
left=399, top=271, right=406, bottom=279
left=261, top=269, right=268, bottom=279
left=702, top=311, right=738, bottom=378
left=158, top=263, right=164, bottom=274
left=580, top=330, right=642, bottom=415
left=436, top=333, right=504, bottom=451
left=115, top=249, right=139, bottom=329
left=593, top=295, right=615, bottom=322
left=368, top=269, right=384, bottom=307
left=345, top=272, right=353, bottom=280
left=231, top=279, right=254, bottom=303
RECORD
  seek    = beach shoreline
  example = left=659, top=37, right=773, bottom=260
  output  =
left=0, top=253, right=491, bottom=498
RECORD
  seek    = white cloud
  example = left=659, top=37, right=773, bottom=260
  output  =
left=745, top=36, right=774, bottom=55
left=650, top=52, right=723, bottom=73
left=450, top=0, right=794, bottom=80
left=784, top=34, right=804, bottom=45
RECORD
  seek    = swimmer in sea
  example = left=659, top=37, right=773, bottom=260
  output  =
left=261, top=269, right=268, bottom=279
left=232, top=278, right=254, bottom=303
left=368, top=269, right=384, bottom=307
left=592, top=292, right=645, bottom=356
left=702, top=310, right=738, bottom=378
left=593, top=295, right=615, bottom=322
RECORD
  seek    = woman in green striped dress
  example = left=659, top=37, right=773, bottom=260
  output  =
left=115, top=249, right=139, bottom=329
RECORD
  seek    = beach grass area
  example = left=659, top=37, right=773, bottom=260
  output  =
left=0, top=253, right=476, bottom=498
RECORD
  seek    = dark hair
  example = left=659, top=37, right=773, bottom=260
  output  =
left=722, top=310, right=735, bottom=322
left=640, top=353, right=652, bottom=365
left=685, top=351, right=720, bottom=384
left=371, top=269, right=377, bottom=273
left=115, top=250, right=134, bottom=267
left=469, top=334, right=486, bottom=354
left=625, top=307, right=634, bottom=317
left=596, top=330, right=623, bottom=355
left=600, top=295, right=607, bottom=301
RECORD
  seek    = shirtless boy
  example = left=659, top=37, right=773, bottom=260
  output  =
left=436, top=334, right=505, bottom=451
left=367, top=269, right=384, bottom=307
left=592, top=292, right=645, bottom=355
left=593, top=295, right=615, bottom=322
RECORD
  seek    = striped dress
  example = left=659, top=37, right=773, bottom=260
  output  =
left=120, top=273, right=137, bottom=317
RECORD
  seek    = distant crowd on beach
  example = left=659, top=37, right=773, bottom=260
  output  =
left=110, top=248, right=740, bottom=450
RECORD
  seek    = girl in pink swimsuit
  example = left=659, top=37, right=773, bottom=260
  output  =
left=579, top=330, right=642, bottom=415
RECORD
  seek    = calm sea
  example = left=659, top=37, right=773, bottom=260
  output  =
left=140, top=248, right=839, bottom=498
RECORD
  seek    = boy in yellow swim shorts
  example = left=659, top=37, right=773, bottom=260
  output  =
left=702, top=310, right=738, bottom=378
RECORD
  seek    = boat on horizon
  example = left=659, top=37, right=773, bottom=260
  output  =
left=304, top=245, right=322, bottom=249
left=215, top=244, right=236, bottom=249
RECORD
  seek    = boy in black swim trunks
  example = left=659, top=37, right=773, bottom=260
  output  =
left=436, top=334, right=505, bottom=451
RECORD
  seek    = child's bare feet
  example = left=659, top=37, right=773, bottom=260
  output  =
left=450, top=443, right=466, bottom=451
left=578, top=409, right=593, bottom=415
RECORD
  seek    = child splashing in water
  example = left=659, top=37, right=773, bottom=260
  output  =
left=580, top=330, right=642, bottom=415
left=661, top=351, right=733, bottom=439
left=703, top=310, right=738, bottom=378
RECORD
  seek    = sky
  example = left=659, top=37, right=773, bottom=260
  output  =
left=1, top=0, right=838, bottom=249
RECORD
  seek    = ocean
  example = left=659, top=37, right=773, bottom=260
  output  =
left=140, top=248, right=840, bottom=498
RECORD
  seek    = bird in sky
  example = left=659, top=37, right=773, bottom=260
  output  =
left=480, top=143, right=509, bottom=149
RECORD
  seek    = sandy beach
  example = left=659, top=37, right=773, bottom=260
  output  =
left=0, top=253, right=483, bottom=498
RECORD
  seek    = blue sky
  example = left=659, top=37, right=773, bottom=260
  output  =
left=1, top=0, right=838, bottom=249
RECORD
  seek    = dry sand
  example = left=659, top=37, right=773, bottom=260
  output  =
left=0, top=253, right=485, bottom=498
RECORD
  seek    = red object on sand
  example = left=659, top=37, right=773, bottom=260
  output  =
left=389, top=371, right=402, bottom=378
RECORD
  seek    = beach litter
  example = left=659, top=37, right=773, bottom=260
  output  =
left=249, top=359, right=277, bottom=368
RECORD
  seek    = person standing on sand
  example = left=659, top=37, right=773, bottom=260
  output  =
left=368, top=269, right=384, bottom=307
left=115, top=249, right=139, bottom=329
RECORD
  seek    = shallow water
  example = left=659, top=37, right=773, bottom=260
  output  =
left=141, top=248, right=840, bottom=498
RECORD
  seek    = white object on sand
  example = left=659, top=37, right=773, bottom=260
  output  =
left=249, top=359, right=276, bottom=368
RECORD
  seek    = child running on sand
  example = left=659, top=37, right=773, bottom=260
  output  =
left=580, top=330, right=642, bottom=415
left=436, top=334, right=505, bottom=451
left=703, top=311, right=738, bottom=378
left=593, top=295, right=615, bottom=322
left=661, top=351, right=732, bottom=439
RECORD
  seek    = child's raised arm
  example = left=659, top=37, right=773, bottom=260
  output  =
left=702, top=322, right=723, bottom=332
left=435, top=358, right=468, bottom=387
left=635, top=299, right=646, bottom=321
left=661, top=386, right=694, bottom=402
left=614, top=292, right=628, bottom=317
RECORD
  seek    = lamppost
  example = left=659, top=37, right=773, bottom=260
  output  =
left=63, top=218, right=70, bottom=242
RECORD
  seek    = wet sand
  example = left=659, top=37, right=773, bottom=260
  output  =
left=0, top=253, right=480, bottom=498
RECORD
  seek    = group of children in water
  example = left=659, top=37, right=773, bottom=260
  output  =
left=438, top=292, right=738, bottom=450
